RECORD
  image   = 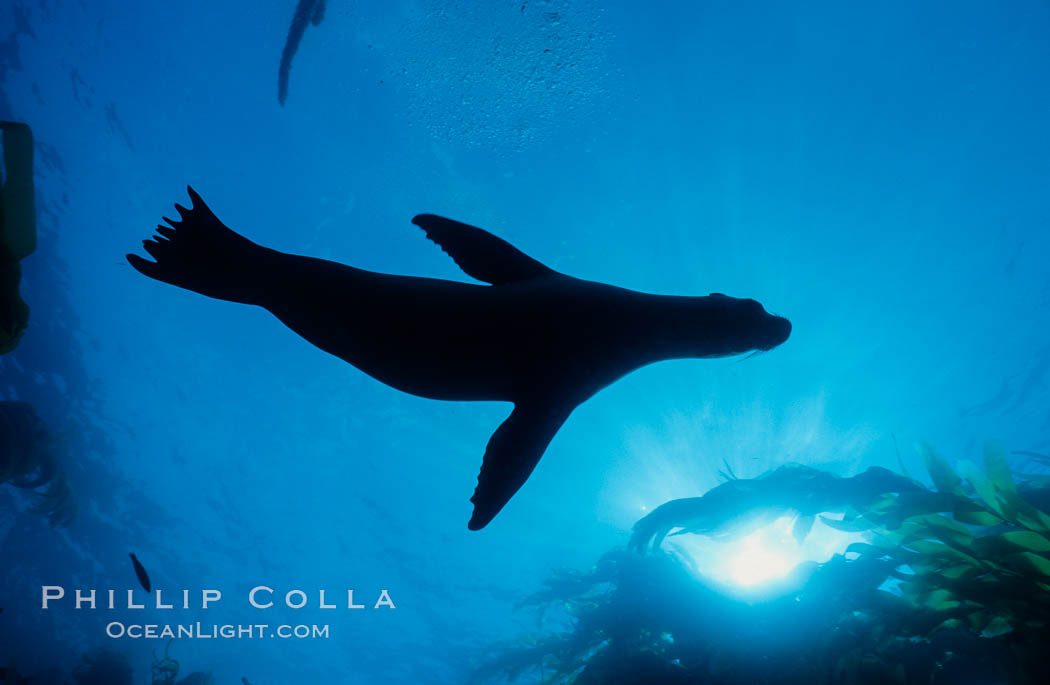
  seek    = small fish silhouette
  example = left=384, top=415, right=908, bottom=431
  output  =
left=129, top=552, right=151, bottom=593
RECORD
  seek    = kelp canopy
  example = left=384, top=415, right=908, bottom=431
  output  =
left=474, top=445, right=1050, bottom=685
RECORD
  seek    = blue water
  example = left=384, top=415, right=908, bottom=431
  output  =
left=2, top=1, right=1048, bottom=682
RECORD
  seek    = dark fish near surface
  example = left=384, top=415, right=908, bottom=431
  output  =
left=129, top=552, right=151, bottom=593
left=242, top=678, right=253, bottom=685
left=277, top=0, right=328, bottom=105
left=127, top=188, right=791, bottom=530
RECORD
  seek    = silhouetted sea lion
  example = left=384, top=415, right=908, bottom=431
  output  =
left=629, top=465, right=923, bottom=552
left=277, top=0, right=327, bottom=105
left=127, top=188, right=791, bottom=529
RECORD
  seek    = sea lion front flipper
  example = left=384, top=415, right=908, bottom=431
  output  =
left=411, top=214, right=558, bottom=285
left=468, top=401, right=573, bottom=530
left=792, top=513, right=815, bottom=544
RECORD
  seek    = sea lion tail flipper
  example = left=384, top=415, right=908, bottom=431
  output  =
left=127, top=187, right=268, bottom=305
left=411, top=214, right=558, bottom=285
left=468, top=401, right=573, bottom=530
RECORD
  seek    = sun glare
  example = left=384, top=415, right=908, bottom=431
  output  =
left=671, top=514, right=863, bottom=595
left=727, top=531, right=797, bottom=586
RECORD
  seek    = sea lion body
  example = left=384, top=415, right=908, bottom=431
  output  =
left=128, top=189, right=791, bottom=529
left=261, top=261, right=708, bottom=404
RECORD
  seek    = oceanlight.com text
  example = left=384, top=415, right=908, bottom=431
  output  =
left=105, top=622, right=331, bottom=640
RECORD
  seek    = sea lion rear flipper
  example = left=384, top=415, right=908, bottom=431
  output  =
left=127, top=187, right=269, bottom=305
left=468, top=401, right=573, bottom=530
left=411, top=214, right=558, bottom=285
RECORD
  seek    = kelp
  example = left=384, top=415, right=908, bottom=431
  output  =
left=1, top=400, right=77, bottom=526
left=151, top=639, right=179, bottom=685
left=841, top=443, right=1050, bottom=650
left=473, top=550, right=995, bottom=684
left=476, top=444, right=1050, bottom=684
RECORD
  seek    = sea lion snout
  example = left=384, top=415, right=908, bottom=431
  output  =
left=699, top=295, right=791, bottom=354
left=734, top=297, right=791, bottom=351
left=758, top=314, right=792, bottom=350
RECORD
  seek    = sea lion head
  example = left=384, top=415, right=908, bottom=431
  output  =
left=683, top=293, right=791, bottom=357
